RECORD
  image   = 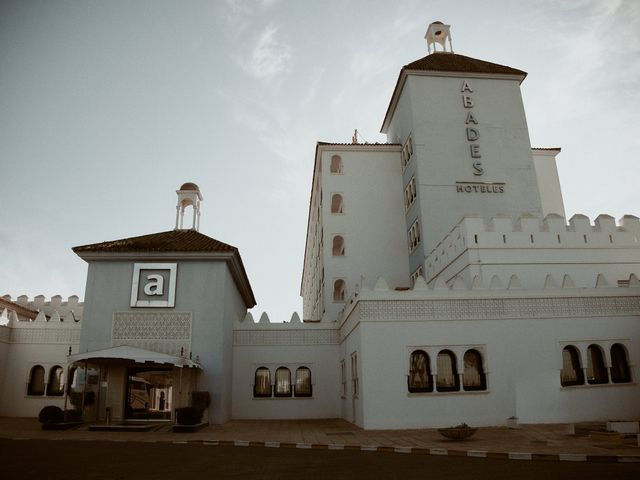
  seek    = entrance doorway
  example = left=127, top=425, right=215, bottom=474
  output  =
left=125, top=367, right=173, bottom=420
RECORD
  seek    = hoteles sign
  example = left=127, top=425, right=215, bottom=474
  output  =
left=455, top=181, right=505, bottom=194
left=130, top=263, right=177, bottom=307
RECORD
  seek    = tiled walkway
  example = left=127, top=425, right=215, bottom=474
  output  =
left=1, top=417, right=638, bottom=462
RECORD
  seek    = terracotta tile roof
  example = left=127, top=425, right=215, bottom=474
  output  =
left=72, top=230, right=237, bottom=254
left=316, top=142, right=401, bottom=146
left=404, top=53, right=526, bottom=77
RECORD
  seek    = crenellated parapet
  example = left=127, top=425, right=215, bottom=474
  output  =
left=1, top=294, right=83, bottom=325
left=424, top=214, right=640, bottom=288
left=233, top=311, right=339, bottom=346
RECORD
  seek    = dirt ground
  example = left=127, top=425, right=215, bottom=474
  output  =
left=1, top=439, right=639, bottom=480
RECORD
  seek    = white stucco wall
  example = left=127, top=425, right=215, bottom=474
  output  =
left=340, top=286, right=640, bottom=429
left=319, top=145, right=410, bottom=322
left=532, top=149, right=565, bottom=218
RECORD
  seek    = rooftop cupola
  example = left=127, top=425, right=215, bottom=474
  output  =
left=175, top=182, right=203, bottom=231
left=425, top=21, right=453, bottom=53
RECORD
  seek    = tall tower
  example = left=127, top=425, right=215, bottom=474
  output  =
left=175, top=182, right=203, bottom=231
left=381, top=22, right=543, bottom=274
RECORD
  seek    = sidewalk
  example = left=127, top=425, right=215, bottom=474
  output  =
left=1, top=417, right=638, bottom=462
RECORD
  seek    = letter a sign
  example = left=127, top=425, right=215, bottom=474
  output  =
left=131, top=263, right=177, bottom=307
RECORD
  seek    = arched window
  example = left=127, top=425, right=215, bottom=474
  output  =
left=560, top=346, right=584, bottom=386
left=463, top=349, right=486, bottom=391
left=333, top=279, right=346, bottom=302
left=27, top=365, right=45, bottom=396
left=436, top=350, right=459, bottom=392
left=330, top=155, right=343, bottom=173
left=67, top=366, right=78, bottom=394
left=47, top=366, right=64, bottom=396
left=610, top=344, right=631, bottom=383
left=586, top=344, right=609, bottom=385
left=294, top=367, right=312, bottom=397
left=253, top=367, right=271, bottom=397
left=331, top=194, right=344, bottom=214
left=274, top=367, right=292, bottom=397
left=408, top=350, right=432, bottom=392
left=332, top=235, right=345, bottom=256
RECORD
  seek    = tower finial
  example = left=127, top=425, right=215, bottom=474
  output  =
left=425, top=21, right=453, bottom=54
left=175, top=182, right=203, bottom=231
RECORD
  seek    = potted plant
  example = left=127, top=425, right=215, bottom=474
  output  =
left=437, top=423, right=478, bottom=440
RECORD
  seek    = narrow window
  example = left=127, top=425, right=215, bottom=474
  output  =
left=27, top=365, right=45, bottom=396
left=46, top=366, right=64, bottom=396
left=436, top=350, right=460, bottom=392
left=333, top=279, right=346, bottom=302
left=610, top=344, right=631, bottom=383
left=351, top=353, right=359, bottom=397
left=586, top=345, right=609, bottom=384
left=560, top=346, right=585, bottom=386
left=274, top=367, right=292, bottom=397
left=331, top=194, right=344, bottom=214
left=253, top=367, right=272, bottom=397
left=294, top=367, right=312, bottom=397
left=408, top=350, right=432, bottom=392
left=340, top=360, right=347, bottom=397
left=330, top=155, right=343, bottom=174
left=332, top=235, right=345, bottom=256
left=463, top=349, right=486, bottom=391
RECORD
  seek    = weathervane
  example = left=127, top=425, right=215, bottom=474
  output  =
left=425, top=21, right=453, bottom=54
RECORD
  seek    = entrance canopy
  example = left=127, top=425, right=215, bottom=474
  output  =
left=68, top=345, right=201, bottom=368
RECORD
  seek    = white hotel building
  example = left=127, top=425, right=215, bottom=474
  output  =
left=1, top=23, right=639, bottom=429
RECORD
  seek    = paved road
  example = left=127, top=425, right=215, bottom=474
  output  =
left=1, top=439, right=638, bottom=479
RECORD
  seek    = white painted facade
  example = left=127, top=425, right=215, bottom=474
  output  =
left=2, top=27, right=639, bottom=429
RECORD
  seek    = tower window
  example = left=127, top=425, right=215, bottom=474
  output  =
left=330, top=155, right=343, bottom=174
left=408, top=219, right=421, bottom=252
left=404, top=177, right=417, bottom=211
left=331, top=194, right=344, bottom=214
left=333, top=279, right=346, bottom=302
left=401, top=135, right=413, bottom=170
left=332, top=235, right=345, bottom=256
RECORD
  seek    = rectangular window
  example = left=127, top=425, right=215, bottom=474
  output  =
left=404, top=176, right=417, bottom=211
left=351, top=353, right=359, bottom=398
left=408, top=219, right=421, bottom=252
left=411, top=266, right=424, bottom=287
left=340, top=360, right=347, bottom=398
left=401, top=135, right=413, bottom=171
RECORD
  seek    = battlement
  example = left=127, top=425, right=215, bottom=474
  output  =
left=425, top=214, right=640, bottom=283
left=234, top=311, right=331, bottom=329
left=0, top=294, right=83, bottom=325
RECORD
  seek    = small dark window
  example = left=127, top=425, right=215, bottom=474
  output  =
left=253, top=367, right=271, bottom=397
left=463, top=349, right=486, bottom=391
left=587, top=345, right=609, bottom=385
left=560, top=346, right=585, bottom=386
left=331, top=194, right=344, bottom=214
left=274, top=367, right=292, bottom=397
left=408, top=350, right=432, bottom=392
left=294, top=367, right=312, bottom=397
left=27, top=365, right=45, bottom=396
left=610, top=344, right=631, bottom=383
left=436, top=350, right=460, bottom=392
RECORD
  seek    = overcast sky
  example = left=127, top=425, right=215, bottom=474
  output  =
left=1, top=0, right=639, bottom=321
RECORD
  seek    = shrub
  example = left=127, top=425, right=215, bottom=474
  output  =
left=38, top=405, right=64, bottom=424
left=176, top=407, right=202, bottom=425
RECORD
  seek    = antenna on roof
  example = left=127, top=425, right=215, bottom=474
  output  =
left=425, top=21, right=453, bottom=54
left=352, top=129, right=369, bottom=144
